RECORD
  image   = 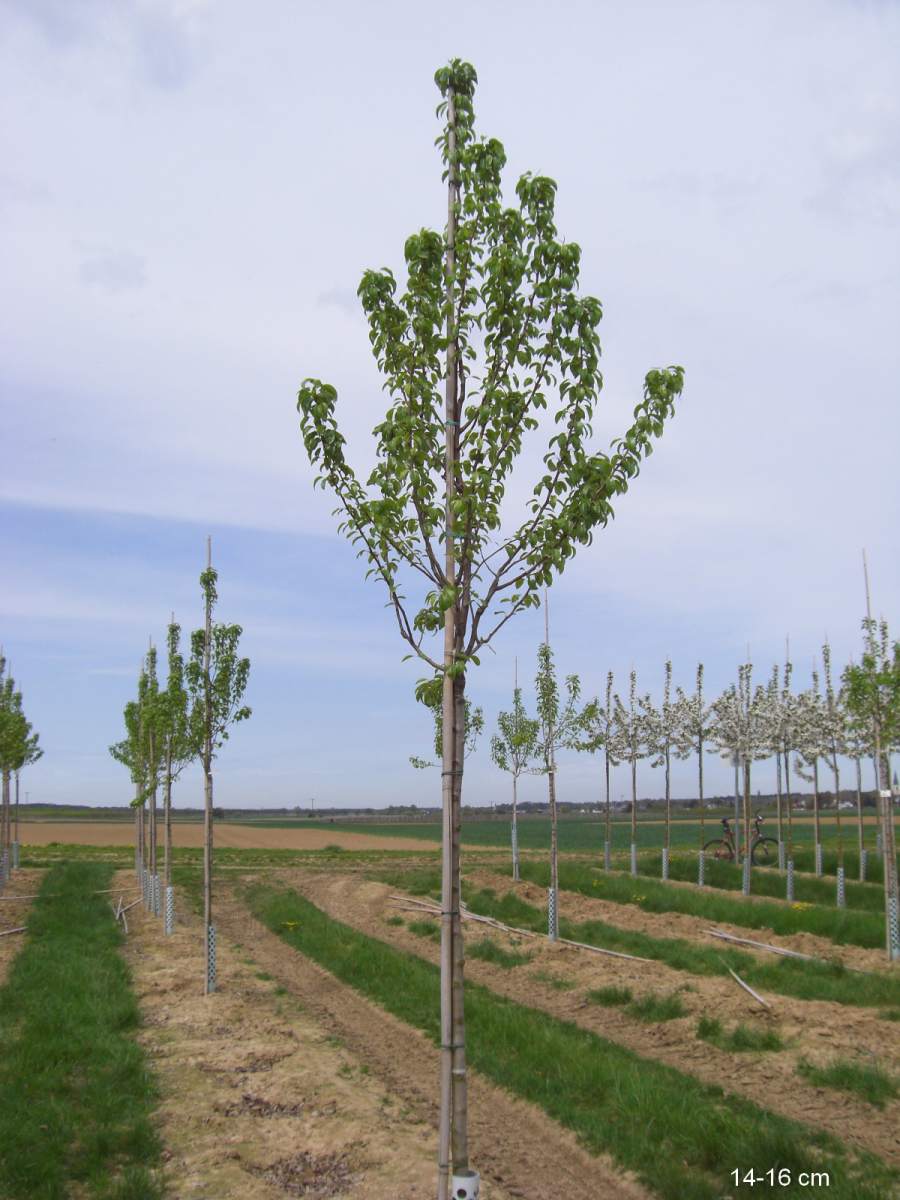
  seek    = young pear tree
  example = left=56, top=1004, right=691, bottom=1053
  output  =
left=709, top=663, right=771, bottom=893
left=612, top=670, right=653, bottom=877
left=578, top=670, right=621, bottom=870
left=793, top=665, right=828, bottom=877
left=184, top=541, right=251, bottom=994
left=0, top=658, right=22, bottom=871
left=490, top=662, right=539, bottom=881
left=820, top=642, right=849, bottom=905
left=295, top=58, right=683, bottom=1195
left=673, top=664, right=714, bottom=885
left=843, top=615, right=900, bottom=960
left=159, top=615, right=201, bottom=924
left=842, top=667, right=873, bottom=880
left=640, top=660, right=679, bottom=880
left=10, top=708, right=42, bottom=868
left=110, top=664, right=149, bottom=878
left=534, top=606, right=584, bottom=940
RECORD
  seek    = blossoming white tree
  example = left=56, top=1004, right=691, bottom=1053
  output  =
left=578, top=670, right=622, bottom=870
left=490, top=662, right=539, bottom=881
left=673, top=664, right=714, bottom=885
left=612, top=670, right=653, bottom=877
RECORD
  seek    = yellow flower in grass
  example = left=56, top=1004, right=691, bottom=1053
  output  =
left=791, top=902, right=810, bottom=911
left=282, top=920, right=300, bottom=928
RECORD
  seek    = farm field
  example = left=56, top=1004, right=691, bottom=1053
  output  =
left=1, top=845, right=898, bottom=1197
left=15, top=820, right=439, bottom=852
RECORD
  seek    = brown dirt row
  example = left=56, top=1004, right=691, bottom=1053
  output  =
left=0, top=868, right=43, bottom=986
left=287, top=870, right=900, bottom=1168
left=115, top=870, right=471, bottom=1200
left=467, top=867, right=889, bottom=974
left=211, top=879, right=650, bottom=1200
left=18, top=822, right=438, bottom=852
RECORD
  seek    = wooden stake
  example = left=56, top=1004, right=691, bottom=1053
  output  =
left=727, top=967, right=772, bottom=1009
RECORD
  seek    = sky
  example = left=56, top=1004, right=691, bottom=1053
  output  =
left=1, top=0, right=898, bottom=811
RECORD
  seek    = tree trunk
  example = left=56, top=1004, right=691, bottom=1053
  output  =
left=14, top=771, right=19, bottom=848
left=813, top=759, right=822, bottom=874
left=698, top=738, right=704, bottom=843
left=784, top=748, right=793, bottom=857
left=604, top=746, right=611, bottom=850
left=203, top=537, right=214, bottom=993
left=1, top=770, right=9, bottom=859
left=134, top=796, right=141, bottom=875
left=855, top=756, right=865, bottom=875
left=437, top=78, right=467, bottom=1199
left=164, top=745, right=173, bottom=888
left=775, top=746, right=783, bottom=851
left=511, top=772, right=519, bottom=881
left=743, top=757, right=752, bottom=863
left=733, top=756, right=740, bottom=836
left=876, top=746, right=900, bottom=960
left=664, top=744, right=671, bottom=851
left=548, top=752, right=559, bottom=938
left=832, top=754, right=842, bottom=864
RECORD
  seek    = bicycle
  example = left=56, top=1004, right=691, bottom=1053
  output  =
left=702, top=814, right=780, bottom=866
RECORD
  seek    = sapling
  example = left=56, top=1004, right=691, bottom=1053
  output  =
left=843, top=611, right=900, bottom=961
left=578, top=671, right=621, bottom=870
left=110, top=661, right=153, bottom=886
left=184, top=539, right=251, bottom=993
left=794, top=665, right=828, bottom=877
left=843, top=666, right=873, bottom=880
left=820, top=642, right=848, bottom=905
left=9, top=712, right=41, bottom=869
left=641, top=660, right=678, bottom=880
left=612, top=670, right=652, bottom=877
left=295, top=58, right=683, bottom=1194
left=673, top=664, right=713, bottom=885
left=158, top=616, right=200, bottom=931
left=534, top=596, right=584, bottom=938
left=490, top=661, right=539, bottom=881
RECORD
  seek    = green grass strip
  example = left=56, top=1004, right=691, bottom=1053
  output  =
left=516, top=860, right=887, bottom=950
left=243, top=881, right=894, bottom=1200
left=373, top=866, right=899, bottom=1009
left=797, top=1059, right=899, bottom=1110
left=0, top=862, right=163, bottom=1200
left=697, top=1017, right=784, bottom=1053
left=637, top=851, right=886, bottom=912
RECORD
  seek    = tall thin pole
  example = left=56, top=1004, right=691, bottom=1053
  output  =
left=545, top=589, right=559, bottom=939
left=203, top=536, right=215, bottom=991
left=437, top=79, right=469, bottom=1197
left=863, top=551, right=900, bottom=959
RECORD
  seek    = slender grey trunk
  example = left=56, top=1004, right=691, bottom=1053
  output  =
left=164, top=743, right=173, bottom=888
left=14, top=770, right=19, bottom=848
left=855, top=756, right=865, bottom=878
left=743, top=758, right=752, bottom=865
left=437, top=81, right=470, bottom=1198
left=813, top=759, right=822, bottom=874
left=733, top=756, right=740, bottom=835
left=664, top=743, right=671, bottom=851
left=511, top=772, right=520, bottom=881
left=775, top=746, right=783, bottom=851
left=203, top=537, right=215, bottom=993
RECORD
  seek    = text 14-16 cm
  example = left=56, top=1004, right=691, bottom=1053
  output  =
left=732, top=1169, right=830, bottom=1189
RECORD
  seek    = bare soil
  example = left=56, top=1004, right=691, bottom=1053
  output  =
left=0, top=868, right=43, bottom=985
left=211, top=877, right=650, bottom=1200
left=19, top=822, right=438, bottom=852
left=467, top=866, right=888, bottom=974
left=115, top=870, right=462, bottom=1199
left=287, top=869, right=900, bottom=1168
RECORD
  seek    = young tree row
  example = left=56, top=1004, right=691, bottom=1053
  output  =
left=109, top=543, right=251, bottom=991
left=0, top=652, right=43, bottom=876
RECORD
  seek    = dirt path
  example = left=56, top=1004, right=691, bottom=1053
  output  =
left=116, top=871, right=482, bottom=1199
left=0, top=868, right=44, bottom=986
left=212, top=878, right=650, bottom=1200
left=467, top=867, right=888, bottom=974
left=289, top=870, right=900, bottom=1168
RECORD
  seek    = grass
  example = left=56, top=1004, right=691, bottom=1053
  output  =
left=514, top=859, right=888, bottom=951
left=697, top=1016, right=784, bottom=1053
left=386, top=915, right=405, bottom=927
left=466, top=938, right=533, bottom=969
left=627, top=992, right=688, bottom=1023
left=453, top=881, right=900, bottom=1011
left=640, top=851, right=886, bottom=913
left=408, top=918, right=441, bottom=942
left=242, top=880, right=895, bottom=1200
left=530, top=968, right=576, bottom=991
left=587, top=985, right=633, bottom=1007
left=797, top=1059, right=899, bottom=1110
left=0, top=862, right=163, bottom=1199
